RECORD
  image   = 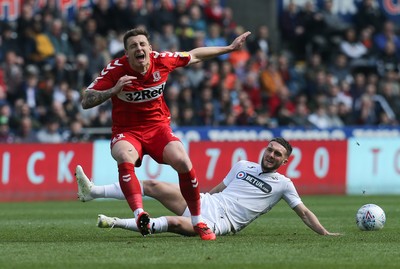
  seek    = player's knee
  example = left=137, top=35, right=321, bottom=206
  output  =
left=115, top=151, right=134, bottom=163
left=171, top=158, right=192, bottom=173
left=142, top=179, right=160, bottom=197
left=168, top=218, right=194, bottom=236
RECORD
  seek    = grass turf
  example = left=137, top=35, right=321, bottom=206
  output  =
left=1, top=195, right=399, bottom=269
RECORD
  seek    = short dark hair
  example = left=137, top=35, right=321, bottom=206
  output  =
left=270, top=137, right=292, bottom=157
left=123, top=28, right=150, bottom=49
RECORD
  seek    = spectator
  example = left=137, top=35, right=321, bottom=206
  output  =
left=62, top=86, right=81, bottom=122
left=277, top=53, right=305, bottom=96
left=26, top=14, right=56, bottom=67
left=326, top=102, right=344, bottom=127
left=350, top=72, right=367, bottom=106
left=51, top=53, right=74, bottom=86
left=188, top=4, right=207, bottom=34
left=109, top=0, right=132, bottom=33
left=173, top=0, right=190, bottom=28
left=197, top=101, right=218, bottom=126
left=220, top=61, right=237, bottom=92
left=354, top=82, right=396, bottom=124
left=242, top=71, right=262, bottom=111
left=81, top=18, right=99, bottom=55
left=91, top=105, right=112, bottom=129
left=152, top=0, right=175, bottom=32
left=291, top=101, right=314, bottom=127
left=204, top=0, right=224, bottom=25
left=36, top=116, right=63, bottom=143
left=337, top=101, right=354, bottom=125
left=8, top=99, right=37, bottom=131
left=327, top=83, right=353, bottom=110
left=320, top=0, right=352, bottom=41
left=354, top=0, right=385, bottom=34
left=304, top=51, right=326, bottom=85
left=179, top=105, right=198, bottom=126
left=204, top=23, right=228, bottom=62
left=204, top=60, right=221, bottom=89
left=268, top=85, right=295, bottom=120
left=70, top=54, right=94, bottom=92
left=47, top=18, right=73, bottom=60
left=63, top=119, right=90, bottom=142
left=2, top=50, right=24, bottom=105
left=259, top=56, right=285, bottom=101
left=68, top=26, right=87, bottom=56
left=247, top=24, right=272, bottom=57
left=216, top=88, right=234, bottom=124
left=280, top=1, right=306, bottom=60
left=359, top=26, right=375, bottom=55
left=380, top=80, right=400, bottom=120
left=235, top=90, right=256, bottom=125
left=376, top=41, right=400, bottom=80
left=328, top=53, right=352, bottom=84
left=221, top=7, right=237, bottom=40
left=298, top=1, right=325, bottom=56
left=373, top=21, right=400, bottom=56
left=178, top=86, right=194, bottom=112
left=353, top=94, right=378, bottom=125
left=228, top=38, right=250, bottom=71
left=308, top=104, right=331, bottom=128
left=17, top=65, right=40, bottom=112
left=339, top=28, right=368, bottom=64
left=14, top=116, right=39, bottom=143
left=0, top=24, right=21, bottom=63
left=0, top=116, right=14, bottom=143
left=175, top=15, right=196, bottom=52
left=185, top=61, right=206, bottom=91
left=86, top=35, right=110, bottom=77
left=91, top=0, right=113, bottom=37
left=152, top=23, right=180, bottom=52
left=305, top=69, right=329, bottom=103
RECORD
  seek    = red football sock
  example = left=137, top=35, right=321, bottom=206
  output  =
left=118, top=162, right=142, bottom=212
left=178, top=168, right=201, bottom=216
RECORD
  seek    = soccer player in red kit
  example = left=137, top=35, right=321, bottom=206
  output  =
left=80, top=27, right=251, bottom=240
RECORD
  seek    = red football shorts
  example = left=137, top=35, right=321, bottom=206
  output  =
left=110, top=123, right=181, bottom=166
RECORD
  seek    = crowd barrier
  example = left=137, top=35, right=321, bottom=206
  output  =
left=1, top=127, right=400, bottom=201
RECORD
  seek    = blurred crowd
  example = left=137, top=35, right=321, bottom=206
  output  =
left=0, top=0, right=399, bottom=144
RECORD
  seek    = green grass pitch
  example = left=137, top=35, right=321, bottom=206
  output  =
left=1, top=195, right=399, bottom=269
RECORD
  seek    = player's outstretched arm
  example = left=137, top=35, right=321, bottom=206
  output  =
left=293, top=203, right=341, bottom=236
left=188, top=31, right=251, bottom=65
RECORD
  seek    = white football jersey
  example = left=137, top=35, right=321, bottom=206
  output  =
left=210, top=160, right=302, bottom=232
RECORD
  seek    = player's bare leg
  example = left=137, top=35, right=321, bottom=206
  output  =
left=163, top=141, right=216, bottom=240
left=97, top=214, right=197, bottom=237
left=112, top=140, right=150, bottom=236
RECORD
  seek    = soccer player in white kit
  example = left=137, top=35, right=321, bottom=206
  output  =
left=76, top=137, right=340, bottom=236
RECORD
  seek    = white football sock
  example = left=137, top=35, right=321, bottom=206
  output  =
left=115, top=217, right=168, bottom=234
left=191, top=215, right=203, bottom=226
left=92, top=181, right=143, bottom=199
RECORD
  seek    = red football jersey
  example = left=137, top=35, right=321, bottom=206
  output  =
left=88, top=51, right=191, bottom=132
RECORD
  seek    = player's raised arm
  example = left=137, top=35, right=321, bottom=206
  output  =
left=188, top=31, right=251, bottom=65
left=293, top=203, right=341, bottom=236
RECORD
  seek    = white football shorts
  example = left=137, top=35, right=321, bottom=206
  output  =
left=182, top=192, right=233, bottom=236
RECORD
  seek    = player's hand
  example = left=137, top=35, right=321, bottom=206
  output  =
left=230, top=31, right=251, bottom=51
left=113, top=75, right=137, bottom=95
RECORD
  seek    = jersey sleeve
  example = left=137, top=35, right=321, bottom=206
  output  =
left=154, top=51, right=191, bottom=71
left=282, top=180, right=303, bottom=209
left=87, top=60, right=120, bottom=91
left=222, top=160, right=246, bottom=186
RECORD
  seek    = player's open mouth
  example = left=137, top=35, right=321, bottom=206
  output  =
left=135, top=54, right=145, bottom=62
